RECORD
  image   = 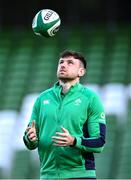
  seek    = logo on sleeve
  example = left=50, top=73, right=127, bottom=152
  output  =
left=100, top=112, right=105, bottom=119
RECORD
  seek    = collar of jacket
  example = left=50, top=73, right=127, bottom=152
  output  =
left=53, top=81, right=83, bottom=96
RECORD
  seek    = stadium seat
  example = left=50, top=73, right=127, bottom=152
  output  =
left=84, top=84, right=102, bottom=97
left=102, top=84, right=127, bottom=116
left=106, top=53, right=128, bottom=83
left=10, top=94, right=40, bottom=179
left=84, top=50, right=105, bottom=84
left=0, top=111, right=17, bottom=178
left=115, top=96, right=131, bottom=179
left=95, top=115, right=118, bottom=179
left=10, top=150, right=31, bottom=179
left=27, top=51, right=57, bottom=93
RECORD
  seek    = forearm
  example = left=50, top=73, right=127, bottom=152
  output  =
left=74, top=136, right=105, bottom=153
left=74, top=119, right=106, bottom=153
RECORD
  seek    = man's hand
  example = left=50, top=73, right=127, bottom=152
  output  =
left=52, top=127, right=75, bottom=146
left=26, top=121, right=37, bottom=142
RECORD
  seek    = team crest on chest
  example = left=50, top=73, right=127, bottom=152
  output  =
left=74, top=98, right=82, bottom=105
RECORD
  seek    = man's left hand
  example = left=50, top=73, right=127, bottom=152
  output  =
left=52, top=127, right=75, bottom=146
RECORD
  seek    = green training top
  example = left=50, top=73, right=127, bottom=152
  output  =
left=23, top=82, right=106, bottom=179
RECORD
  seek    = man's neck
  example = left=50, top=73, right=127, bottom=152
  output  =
left=59, top=79, right=79, bottom=94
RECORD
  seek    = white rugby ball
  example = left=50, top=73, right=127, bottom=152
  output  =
left=32, top=9, right=61, bottom=37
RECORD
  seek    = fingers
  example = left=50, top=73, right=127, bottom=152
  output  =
left=55, top=132, right=67, bottom=137
left=52, top=127, right=71, bottom=146
left=53, top=141, right=67, bottom=146
left=27, top=130, right=37, bottom=141
left=61, top=126, right=68, bottom=133
left=31, top=120, right=36, bottom=128
left=27, top=126, right=36, bottom=134
left=26, top=126, right=31, bottom=132
left=26, top=120, right=36, bottom=132
left=52, top=136, right=66, bottom=141
left=26, top=122, right=37, bottom=141
left=28, top=132, right=37, bottom=141
left=28, top=127, right=36, bottom=135
left=52, top=133, right=67, bottom=146
left=52, top=135, right=67, bottom=146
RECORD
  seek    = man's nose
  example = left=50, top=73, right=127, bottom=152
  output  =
left=61, top=62, right=66, bottom=68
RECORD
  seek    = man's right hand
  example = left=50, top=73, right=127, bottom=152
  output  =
left=26, top=121, right=37, bottom=142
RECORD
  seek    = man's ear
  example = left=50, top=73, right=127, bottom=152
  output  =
left=78, top=68, right=86, bottom=77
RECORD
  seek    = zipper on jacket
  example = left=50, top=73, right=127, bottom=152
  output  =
left=54, top=91, right=64, bottom=171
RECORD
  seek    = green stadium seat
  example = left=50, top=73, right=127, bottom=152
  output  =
left=115, top=99, right=131, bottom=179
left=85, top=54, right=104, bottom=84
left=95, top=115, right=119, bottom=179
left=106, top=52, right=128, bottom=83
left=10, top=150, right=31, bottom=179
left=0, top=168, right=4, bottom=179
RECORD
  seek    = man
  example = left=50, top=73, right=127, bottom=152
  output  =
left=23, top=50, right=106, bottom=179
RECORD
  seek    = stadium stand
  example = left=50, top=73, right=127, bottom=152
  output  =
left=115, top=85, right=131, bottom=179
left=0, top=111, right=17, bottom=178
left=95, top=114, right=118, bottom=179
left=0, top=26, right=131, bottom=179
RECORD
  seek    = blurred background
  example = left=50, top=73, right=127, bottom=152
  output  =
left=0, top=0, right=131, bottom=179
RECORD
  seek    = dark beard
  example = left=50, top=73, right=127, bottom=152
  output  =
left=58, top=76, right=75, bottom=82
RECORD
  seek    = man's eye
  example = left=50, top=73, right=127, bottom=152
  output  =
left=68, top=61, right=73, bottom=64
left=59, top=61, right=63, bottom=64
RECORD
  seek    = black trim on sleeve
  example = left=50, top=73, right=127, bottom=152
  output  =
left=82, top=123, right=106, bottom=148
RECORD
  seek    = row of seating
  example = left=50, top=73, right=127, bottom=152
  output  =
left=0, top=34, right=131, bottom=110
left=0, top=26, right=131, bottom=179
left=115, top=98, right=131, bottom=179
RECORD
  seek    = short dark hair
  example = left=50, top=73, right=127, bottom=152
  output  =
left=59, top=50, right=87, bottom=69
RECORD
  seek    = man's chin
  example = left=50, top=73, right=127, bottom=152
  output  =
left=59, top=77, right=68, bottom=80
left=58, top=76, right=74, bottom=82
left=57, top=74, right=66, bottom=78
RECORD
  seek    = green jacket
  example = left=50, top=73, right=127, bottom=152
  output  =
left=23, top=82, right=106, bottom=179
